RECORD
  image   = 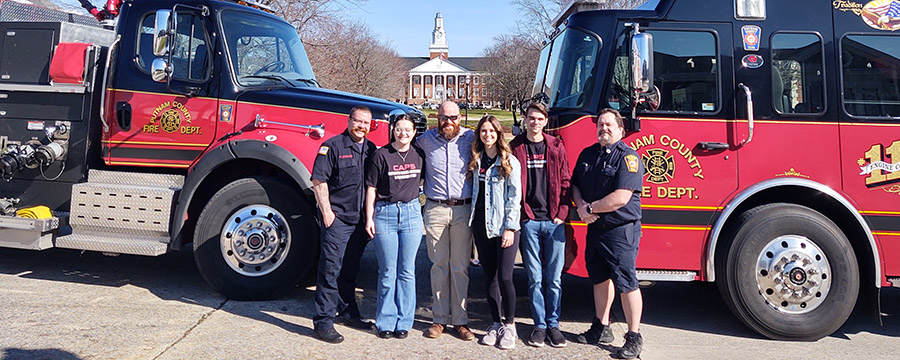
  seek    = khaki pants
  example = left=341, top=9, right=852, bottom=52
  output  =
left=424, top=200, right=473, bottom=326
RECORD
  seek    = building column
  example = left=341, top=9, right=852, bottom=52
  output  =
left=428, top=73, right=434, bottom=101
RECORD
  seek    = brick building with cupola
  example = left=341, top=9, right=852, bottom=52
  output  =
left=402, top=12, right=495, bottom=108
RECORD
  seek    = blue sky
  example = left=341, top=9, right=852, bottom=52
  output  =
left=342, top=0, right=522, bottom=57
left=54, top=0, right=522, bottom=57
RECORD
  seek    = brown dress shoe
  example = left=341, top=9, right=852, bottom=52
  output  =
left=426, top=323, right=445, bottom=338
left=456, top=325, right=475, bottom=341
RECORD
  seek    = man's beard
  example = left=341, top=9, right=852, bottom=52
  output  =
left=350, top=126, right=369, bottom=141
left=440, top=122, right=460, bottom=139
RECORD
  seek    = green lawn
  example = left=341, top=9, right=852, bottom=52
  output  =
left=420, top=108, right=519, bottom=129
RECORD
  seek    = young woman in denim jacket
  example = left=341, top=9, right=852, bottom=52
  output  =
left=364, top=116, right=424, bottom=339
left=467, top=115, right=522, bottom=349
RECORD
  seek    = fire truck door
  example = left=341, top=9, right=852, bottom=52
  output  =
left=622, top=22, right=738, bottom=271
left=103, top=11, right=217, bottom=168
left=833, top=18, right=900, bottom=276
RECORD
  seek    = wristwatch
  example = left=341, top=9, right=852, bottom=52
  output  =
left=585, top=203, right=593, bottom=214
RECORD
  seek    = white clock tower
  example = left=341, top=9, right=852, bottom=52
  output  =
left=429, top=12, right=449, bottom=59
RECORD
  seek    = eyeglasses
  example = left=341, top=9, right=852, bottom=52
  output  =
left=439, top=115, right=460, bottom=121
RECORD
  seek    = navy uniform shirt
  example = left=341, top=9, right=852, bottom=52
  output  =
left=311, top=130, right=376, bottom=224
left=571, top=140, right=643, bottom=229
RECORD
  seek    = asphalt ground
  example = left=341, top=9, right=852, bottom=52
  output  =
left=1, top=240, right=899, bottom=359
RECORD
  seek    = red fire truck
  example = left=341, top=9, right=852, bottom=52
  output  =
left=0, top=0, right=423, bottom=300
left=535, top=0, right=900, bottom=340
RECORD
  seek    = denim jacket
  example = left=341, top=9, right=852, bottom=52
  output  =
left=469, top=154, right=522, bottom=238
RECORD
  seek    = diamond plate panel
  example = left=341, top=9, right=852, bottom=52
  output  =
left=56, top=231, right=168, bottom=256
left=87, top=170, right=184, bottom=189
left=70, top=182, right=176, bottom=233
left=0, top=216, right=58, bottom=250
left=635, top=270, right=697, bottom=282
left=0, top=1, right=99, bottom=26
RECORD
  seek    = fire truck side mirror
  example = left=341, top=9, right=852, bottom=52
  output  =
left=627, top=29, right=654, bottom=131
left=630, top=32, right=654, bottom=94
left=153, top=10, right=174, bottom=57
left=151, top=58, right=169, bottom=83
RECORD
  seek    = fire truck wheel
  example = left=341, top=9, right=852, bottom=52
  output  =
left=193, top=176, right=318, bottom=300
left=718, top=203, right=858, bottom=340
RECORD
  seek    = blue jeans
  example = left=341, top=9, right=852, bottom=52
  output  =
left=373, top=199, right=423, bottom=332
left=520, top=220, right=566, bottom=329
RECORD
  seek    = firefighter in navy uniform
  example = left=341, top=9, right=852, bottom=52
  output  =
left=571, top=108, right=644, bottom=359
left=310, top=105, right=377, bottom=343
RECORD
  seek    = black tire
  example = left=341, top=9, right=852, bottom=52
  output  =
left=718, top=203, right=858, bottom=340
left=193, top=177, right=318, bottom=300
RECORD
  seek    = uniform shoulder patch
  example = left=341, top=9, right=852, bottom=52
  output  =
left=318, top=146, right=329, bottom=156
left=625, top=154, right=639, bottom=173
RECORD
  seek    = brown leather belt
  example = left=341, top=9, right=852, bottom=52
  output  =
left=429, top=198, right=472, bottom=206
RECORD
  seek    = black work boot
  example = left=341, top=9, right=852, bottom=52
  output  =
left=315, top=327, right=345, bottom=344
left=619, top=331, right=643, bottom=359
left=576, top=318, right=613, bottom=344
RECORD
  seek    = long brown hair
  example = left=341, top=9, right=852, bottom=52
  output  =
left=468, top=115, right=513, bottom=179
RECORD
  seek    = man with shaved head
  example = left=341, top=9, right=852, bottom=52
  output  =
left=417, top=101, right=476, bottom=341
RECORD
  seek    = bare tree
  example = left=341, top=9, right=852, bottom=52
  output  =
left=480, top=34, right=540, bottom=110
left=304, top=20, right=407, bottom=101
left=255, top=1, right=408, bottom=100
left=513, top=0, right=647, bottom=46
left=263, top=0, right=366, bottom=33
left=513, top=0, right=567, bottom=47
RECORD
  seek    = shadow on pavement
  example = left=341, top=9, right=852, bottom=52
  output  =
left=1, top=348, right=82, bottom=360
left=2, top=241, right=899, bottom=344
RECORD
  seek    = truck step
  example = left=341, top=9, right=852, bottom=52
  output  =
left=55, top=230, right=168, bottom=256
left=636, top=270, right=697, bottom=282
left=889, top=278, right=900, bottom=288
left=69, top=170, right=183, bottom=237
left=87, top=169, right=184, bottom=188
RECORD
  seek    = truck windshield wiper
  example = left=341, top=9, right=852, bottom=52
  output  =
left=294, top=78, right=319, bottom=87
left=242, top=75, right=295, bottom=87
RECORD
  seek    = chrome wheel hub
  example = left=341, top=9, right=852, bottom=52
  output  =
left=220, top=205, right=290, bottom=277
left=756, top=235, right=831, bottom=314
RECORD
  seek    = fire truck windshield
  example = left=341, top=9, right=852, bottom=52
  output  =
left=221, top=10, right=317, bottom=87
left=537, top=27, right=601, bottom=109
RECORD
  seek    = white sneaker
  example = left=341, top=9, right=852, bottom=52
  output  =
left=480, top=322, right=501, bottom=346
left=498, top=323, right=517, bottom=350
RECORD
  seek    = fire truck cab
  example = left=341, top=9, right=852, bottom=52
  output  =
left=536, top=0, right=900, bottom=340
left=0, top=0, right=423, bottom=300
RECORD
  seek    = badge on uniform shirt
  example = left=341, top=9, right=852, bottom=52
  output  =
left=625, top=155, right=639, bottom=173
left=318, top=146, right=329, bottom=155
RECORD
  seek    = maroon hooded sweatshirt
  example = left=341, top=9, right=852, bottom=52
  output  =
left=510, top=133, right=572, bottom=222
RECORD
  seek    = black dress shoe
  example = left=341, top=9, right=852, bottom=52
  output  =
left=344, top=317, right=375, bottom=330
left=315, top=327, right=345, bottom=344
left=378, top=330, right=394, bottom=339
left=394, top=330, right=409, bottom=339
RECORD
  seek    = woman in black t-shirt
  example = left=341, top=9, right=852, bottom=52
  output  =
left=364, top=115, right=425, bottom=339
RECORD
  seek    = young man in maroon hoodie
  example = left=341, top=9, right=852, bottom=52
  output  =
left=510, top=102, right=571, bottom=348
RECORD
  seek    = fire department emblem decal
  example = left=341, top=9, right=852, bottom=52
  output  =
left=147, top=101, right=193, bottom=134
left=159, top=109, right=181, bottom=133
left=642, top=148, right=675, bottom=184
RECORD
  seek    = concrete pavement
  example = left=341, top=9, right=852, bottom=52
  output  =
left=1, top=242, right=898, bottom=359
